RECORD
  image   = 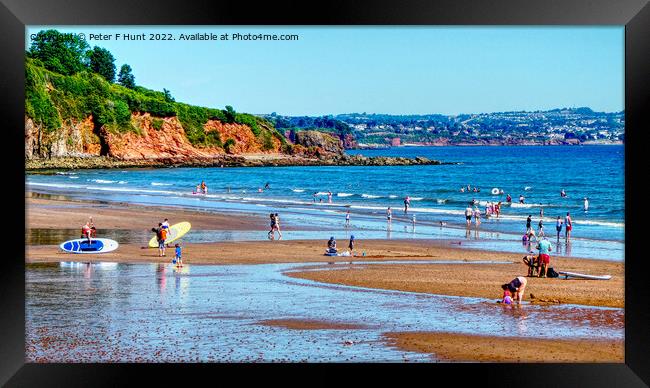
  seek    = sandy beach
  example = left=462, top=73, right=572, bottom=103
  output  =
left=25, top=194, right=625, bottom=362
left=384, top=332, right=623, bottom=362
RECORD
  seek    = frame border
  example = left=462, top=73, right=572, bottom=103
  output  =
left=2, top=0, right=648, bottom=385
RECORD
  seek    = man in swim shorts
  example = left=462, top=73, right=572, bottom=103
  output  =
left=565, top=212, right=573, bottom=241
left=465, top=205, right=473, bottom=226
left=536, top=237, right=553, bottom=277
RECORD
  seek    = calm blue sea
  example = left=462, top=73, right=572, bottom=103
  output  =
left=26, top=145, right=624, bottom=248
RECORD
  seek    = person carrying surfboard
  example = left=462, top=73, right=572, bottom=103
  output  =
left=155, top=223, right=168, bottom=257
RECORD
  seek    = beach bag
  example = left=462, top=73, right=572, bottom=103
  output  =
left=547, top=267, right=559, bottom=278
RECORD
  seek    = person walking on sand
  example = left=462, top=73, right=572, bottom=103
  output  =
left=501, top=276, right=528, bottom=303
left=268, top=213, right=276, bottom=240
left=536, top=237, right=553, bottom=278
left=345, top=210, right=350, bottom=227
left=556, top=216, right=563, bottom=239
left=565, top=212, right=573, bottom=240
left=465, top=204, right=473, bottom=227
left=348, top=235, right=355, bottom=256
left=387, top=207, right=392, bottom=225
left=273, top=213, right=283, bottom=240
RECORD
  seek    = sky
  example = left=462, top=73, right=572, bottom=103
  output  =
left=26, top=26, right=624, bottom=116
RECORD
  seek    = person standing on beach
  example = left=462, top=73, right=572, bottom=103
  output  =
left=174, top=243, right=183, bottom=267
left=345, top=210, right=351, bottom=227
left=348, top=235, right=355, bottom=256
left=387, top=207, right=392, bottom=225
left=502, top=276, right=528, bottom=303
left=465, top=205, right=473, bottom=227
left=556, top=216, right=563, bottom=239
left=536, top=237, right=553, bottom=277
left=565, top=212, right=573, bottom=240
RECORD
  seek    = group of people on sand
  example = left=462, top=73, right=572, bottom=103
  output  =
left=326, top=235, right=356, bottom=256
left=501, top=236, right=556, bottom=305
left=152, top=218, right=182, bottom=266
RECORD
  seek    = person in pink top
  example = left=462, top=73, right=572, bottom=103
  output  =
left=565, top=212, right=573, bottom=241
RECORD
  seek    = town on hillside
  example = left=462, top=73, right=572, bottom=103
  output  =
left=263, top=108, right=624, bottom=148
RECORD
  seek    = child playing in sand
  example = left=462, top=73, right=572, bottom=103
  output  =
left=174, top=243, right=183, bottom=267
left=502, top=289, right=513, bottom=305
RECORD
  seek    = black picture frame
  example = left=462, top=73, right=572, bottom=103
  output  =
left=2, top=0, right=648, bottom=386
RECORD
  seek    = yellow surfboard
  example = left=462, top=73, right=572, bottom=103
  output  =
left=149, top=222, right=192, bottom=248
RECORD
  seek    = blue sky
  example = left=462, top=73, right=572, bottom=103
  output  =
left=26, top=26, right=624, bottom=116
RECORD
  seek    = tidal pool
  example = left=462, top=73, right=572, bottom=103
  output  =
left=25, top=261, right=623, bottom=362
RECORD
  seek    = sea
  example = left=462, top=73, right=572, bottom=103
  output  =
left=26, top=145, right=624, bottom=260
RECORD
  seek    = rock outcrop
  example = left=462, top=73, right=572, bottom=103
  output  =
left=294, top=130, right=344, bottom=155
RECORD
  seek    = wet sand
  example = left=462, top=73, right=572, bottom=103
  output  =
left=384, top=332, right=624, bottom=362
left=287, top=258, right=624, bottom=308
left=259, top=319, right=369, bottom=330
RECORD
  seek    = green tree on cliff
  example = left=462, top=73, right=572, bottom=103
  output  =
left=88, top=46, right=116, bottom=82
left=117, top=64, right=136, bottom=89
left=163, top=88, right=175, bottom=102
left=27, top=29, right=89, bottom=75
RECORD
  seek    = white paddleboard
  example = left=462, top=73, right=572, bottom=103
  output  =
left=558, top=271, right=611, bottom=280
left=59, top=238, right=119, bottom=254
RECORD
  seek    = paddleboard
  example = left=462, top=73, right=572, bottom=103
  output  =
left=59, top=238, right=119, bottom=254
left=558, top=271, right=612, bottom=280
left=148, top=221, right=192, bottom=248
